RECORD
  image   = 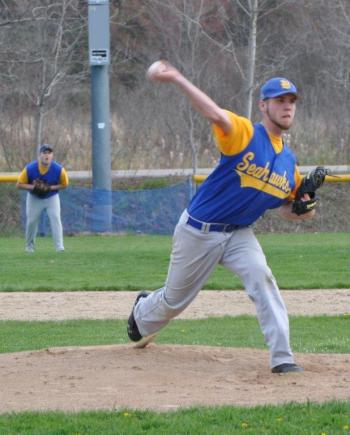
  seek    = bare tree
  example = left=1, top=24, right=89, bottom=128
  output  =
left=240, top=0, right=259, bottom=118
left=142, top=0, right=236, bottom=174
left=0, top=0, right=350, bottom=172
left=0, top=0, right=86, bottom=166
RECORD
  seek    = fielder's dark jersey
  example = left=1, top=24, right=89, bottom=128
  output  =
left=18, top=160, right=69, bottom=200
left=188, top=110, right=302, bottom=226
left=25, top=160, right=63, bottom=199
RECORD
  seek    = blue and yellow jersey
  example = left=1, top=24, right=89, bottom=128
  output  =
left=188, top=110, right=302, bottom=225
left=17, top=160, right=69, bottom=199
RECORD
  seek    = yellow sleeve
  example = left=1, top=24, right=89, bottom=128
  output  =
left=60, top=168, right=69, bottom=187
left=17, top=168, right=28, bottom=184
left=212, top=110, right=254, bottom=156
left=288, top=165, right=302, bottom=200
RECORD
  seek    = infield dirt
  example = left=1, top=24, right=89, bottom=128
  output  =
left=1, top=289, right=349, bottom=413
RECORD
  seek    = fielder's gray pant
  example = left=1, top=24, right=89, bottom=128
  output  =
left=134, top=210, right=294, bottom=368
left=25, top=193, right=64, bottom=251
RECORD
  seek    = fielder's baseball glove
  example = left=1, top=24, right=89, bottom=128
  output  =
left=291, top=166, right=329, bottom=215
left=32, top=179, right=51, bottom=197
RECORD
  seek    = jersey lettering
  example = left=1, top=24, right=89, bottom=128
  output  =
left=235, top=151, right=291, bottom=198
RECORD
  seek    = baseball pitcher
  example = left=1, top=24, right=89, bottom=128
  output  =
left=127, top=61, right=327, bottom=373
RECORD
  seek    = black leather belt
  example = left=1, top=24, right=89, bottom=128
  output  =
left=186, top=216, right=245, bottom=233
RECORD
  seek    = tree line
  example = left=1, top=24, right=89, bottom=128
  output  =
left=0, top=0, right=349, bottom=173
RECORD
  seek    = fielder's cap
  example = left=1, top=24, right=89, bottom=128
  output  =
left=39, top=144, right=53, bottom=153
left=260, top=77, right=298, bottom=100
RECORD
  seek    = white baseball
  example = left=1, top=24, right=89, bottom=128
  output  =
left=146, top=60, right=165, bottom=80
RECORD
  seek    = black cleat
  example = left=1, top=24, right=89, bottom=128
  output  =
left=127, top=291, right=150, bottom=342
left=271, top=363, right=304, bottom=374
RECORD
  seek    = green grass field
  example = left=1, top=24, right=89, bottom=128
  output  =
left=0, top=402, right=349, bottom=434
left=1, top=232, right=349, bottom=291
left=0, top=233, right=349, bottom=433
left=1, top=315, right=349, bottom=354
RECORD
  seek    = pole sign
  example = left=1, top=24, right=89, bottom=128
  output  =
left=88, top=0, right=110, bottom=65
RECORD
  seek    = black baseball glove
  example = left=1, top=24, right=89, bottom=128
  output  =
left=291, top=166, right=329, bottom=215
left=291, top=197, right=318, bottom=215
left=32, top=179, right=51, bottom=197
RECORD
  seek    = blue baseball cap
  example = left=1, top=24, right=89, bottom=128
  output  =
left=39, top=144, right=53, bottom=153
left=260, top=77, right=298, bottom=100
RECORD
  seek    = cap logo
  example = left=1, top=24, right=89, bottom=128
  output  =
left=280, top=79, right=292, bottom=89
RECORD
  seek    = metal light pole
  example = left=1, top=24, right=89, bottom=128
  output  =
left=88, top=0, right=112, bottom=232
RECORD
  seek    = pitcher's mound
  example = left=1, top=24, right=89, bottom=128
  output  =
left=1, top=344, right=349, bottom=413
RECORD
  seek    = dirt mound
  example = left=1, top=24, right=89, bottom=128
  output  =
left=1, top=344, right=349, bottom=413
left=2, top=290, right=349, bottom=413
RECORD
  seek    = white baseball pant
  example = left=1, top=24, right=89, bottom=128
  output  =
left=134, top=210, right=294, bottom=368
left=25, top=193, right=64, bottom=252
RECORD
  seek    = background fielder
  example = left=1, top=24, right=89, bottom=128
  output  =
left=127, top=61, right=323, bottom=373
left=16, top=144, right=69, bottom=252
